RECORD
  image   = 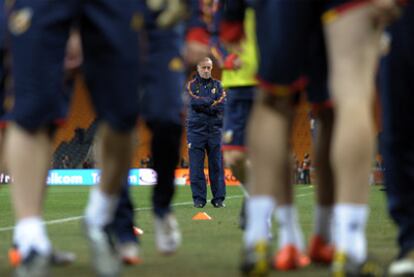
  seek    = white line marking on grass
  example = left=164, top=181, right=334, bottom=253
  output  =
left=297, top=185, right=314, bottom=189
left=0, top=195, right=243, bottom=232
left=237, top=184, right=250, bottom=198
left=237, top=184, right=313, bottom=198
left=0, top=192, right=313, bottom=232
left=296, top=193, right=311, bottom=197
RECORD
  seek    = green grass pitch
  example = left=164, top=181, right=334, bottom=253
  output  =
left=0, top=185, right=397, bottom=276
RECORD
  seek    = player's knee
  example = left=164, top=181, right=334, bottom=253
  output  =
left=257, top=89, right=296, bottom=114
left=224, top=150, right=246, bottom=168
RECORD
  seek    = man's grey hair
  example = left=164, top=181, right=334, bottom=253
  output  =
left=197, top=57, right=213, bottom=66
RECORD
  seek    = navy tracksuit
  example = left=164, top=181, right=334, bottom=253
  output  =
left=379, top=1, right=414, bottom=259
left=187, top=74, right=226, bottom=205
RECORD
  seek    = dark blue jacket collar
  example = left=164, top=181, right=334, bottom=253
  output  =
left=195, top=73, right=212, bottom=83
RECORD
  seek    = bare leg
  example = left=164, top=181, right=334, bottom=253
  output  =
left=224, top=150, right=249, bottom=229
left=224, top=150, right=248, bottom=186
left=325, top=5, right=383, bottom=264
left=248, top=91, right=294, bottom=198
left=5, top=123, right=53, bottom=259
left=6, top=124, right=52, bottom=220
left=273, top=126, right=307, bottom=267
left=245, top=90, right=310, bottom=271
left=94, top=122, right=135, bottom=195
left=85, top=122, right=135, bottom=227
left=325, top=6, right=380, bottom=205
left=244, top=90, right=294, bottom=246
left=83, top=122, right=136, bottom=276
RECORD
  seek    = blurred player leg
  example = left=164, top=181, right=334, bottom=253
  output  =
left=81, top=0, right=140, bottom=275
left=139, top=12, right=185, bottom=254
left=220, top=7, right=257, bottom=229
left=240, top=1, right=317, bottom=275
left=6, top=1, right=77, bottom=275
left=324, top=1, right=394, bottom=275
left=111, top=178, right=141, bottom=265
left=150, top=121, right=182, bottom=254
left=308, top=108, right=335, bottom=265
left=306, top=27, right=335, bottom=265
left=274, top=182, right=310, bottom=271
left=243, top=90, right=294, bottom=274
left=222, top=87, right=255, bottom=227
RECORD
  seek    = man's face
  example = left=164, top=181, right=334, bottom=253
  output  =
left=197, top=60, right=213, bottom=79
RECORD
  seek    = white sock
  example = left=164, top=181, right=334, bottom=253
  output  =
left=314, top=205, right=333, bottom=242
left=275, top=205, right=305, bottom=252
left=85, top=187, right=120, bottom=227
left=267, top=215, right=273, bottom=240
left=334, top=204, right=368, bottom=263
left=244, top=196, right=275, bottom=248
left=13, top=217, right=52, bottom=259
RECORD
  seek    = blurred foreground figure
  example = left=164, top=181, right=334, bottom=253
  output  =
left=1, top=1, right=78, bottom=270
left=220, top=0, right=399, bottom=276
left=379, top=1, right=414, bottom=276
left=6, top=1, right=141, bottom=276
left=111, top=0, right=186, bottom=264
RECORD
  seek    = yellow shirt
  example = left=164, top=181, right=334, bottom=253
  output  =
left=221, top=8, right=258, bottom=88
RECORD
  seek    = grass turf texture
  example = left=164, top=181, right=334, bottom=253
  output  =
left=0, top=185, right=397, bottom=276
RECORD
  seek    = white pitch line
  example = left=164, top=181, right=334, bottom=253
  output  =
left=0, top=195, right=243, bottom=232
left=237, top=183, right=313, bottom=198
left=237, top=184, right=250, bottom=198
left=0, top=192, right=313, bottom=233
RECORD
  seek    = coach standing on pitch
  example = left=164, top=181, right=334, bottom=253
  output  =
left=186, top=57, right=226, bottom=208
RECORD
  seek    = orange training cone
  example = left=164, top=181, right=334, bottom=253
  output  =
left=192, top=212, right=212, bottom=220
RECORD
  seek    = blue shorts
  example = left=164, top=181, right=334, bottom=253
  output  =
left=0, top=0, right=4, bottom=96
left=9, top=0, right=140, bottom=131
left=306, top=23, right=332, bottom=113
left=0, top=3, right=5, bottom=50
left=0, top=49, right=4, bottom=117
left=222, top=86, right=255, bottom=150
left=0, top=0, right=5, bottom=118
left=255, top=0, right=370, bottom=106
left=139, top=13, right=185, bottom=125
